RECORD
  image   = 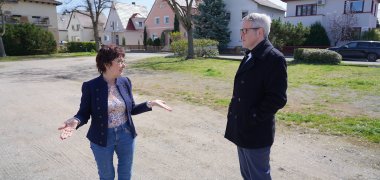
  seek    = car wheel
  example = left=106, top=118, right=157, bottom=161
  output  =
left=367, top=53, right=377, bottom=62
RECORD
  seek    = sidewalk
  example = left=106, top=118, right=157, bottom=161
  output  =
left=217, top=55, right=380, bottom=66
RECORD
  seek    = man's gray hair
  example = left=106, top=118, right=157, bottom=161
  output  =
left=243, top=13, right=272, bottom=38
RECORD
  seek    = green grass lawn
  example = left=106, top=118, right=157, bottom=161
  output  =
left=0, top=52, right=97, bottom=62
left=131, top=57, right=380, bottom=143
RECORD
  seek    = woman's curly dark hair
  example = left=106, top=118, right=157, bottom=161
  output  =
left=96, top=45, right=125, bottom=74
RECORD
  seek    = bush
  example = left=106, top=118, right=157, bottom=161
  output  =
left=269, top=19, right=309, bottom=49
left=3, top=23, right=56, bottom=55
left=304, top=22, right=330, bottom=46
left=67, top=42, right=96, bottom=52
left=171, top=39, right=187, bottom=56
left=147, top=38, right=153, bottom=46
left=294, top=48, right=341, bottom=65
left=194, top=39, right=219, bottom=57
left=361, top=29, right=380, bottom=41
left=170, top=31, right=182, bottom=42
left=171, top=39, right=219, bottom=58
left=153, top=38, right=161, bottom=46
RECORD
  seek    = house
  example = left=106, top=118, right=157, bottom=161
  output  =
left=64, top=11, right=107, bottom=42
left=2, top=0, right=62, bottom=43
left=282, top=0, right=379, bottom=45
left=57, top=13, right=70, bottom=43
left=144, top=0, right=198, bottom=46
left=103, top=2, right=148, bottom=47
left=224, top=0, right=286, bottom=48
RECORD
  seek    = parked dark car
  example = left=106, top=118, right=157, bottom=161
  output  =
left=328, top=41, right=380, bottom=62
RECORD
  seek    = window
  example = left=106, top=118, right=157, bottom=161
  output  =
left=346, top=42, right=357, bottom=48
left=164, top=16, right=169, bottom=24
left=226, top=12, right=231, bottom=21
left=77, top=24, right=80, bottom=31
left=138, top=22, right=143, bottom=27
left=155, top=17, right=160, bottom=25
left=242, top=11, right=248, bottom=19
left=10, top=15, right=21, bottom=23
left=296, top=4, right=317, bottom=16
left=104, top=35, right=109, bottom=41
left=357, top=42, right=370, bottom=48
left=32, top=16, right=40, bottom=24
left=344, top=0, right=364, bottom=13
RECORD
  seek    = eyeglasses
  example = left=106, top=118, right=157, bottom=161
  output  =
left=240, top=27, right=261, bottom=34
left=114, top=58, right=126, bottom=65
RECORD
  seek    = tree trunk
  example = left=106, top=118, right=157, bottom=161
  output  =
left=0, top=37, right=6, bottom=57
left=0, top=10, right=6, bottom=57
left=93, top=23, right=100, bottom=51
left=186, top=28, right=194, bottom=59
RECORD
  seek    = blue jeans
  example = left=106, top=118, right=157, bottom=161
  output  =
left=90, top=123, right=135, bottom=180
left=237, top=146, right=272, bottom=180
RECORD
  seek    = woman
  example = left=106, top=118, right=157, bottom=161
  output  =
left=58, top=45, right=172, bottom=180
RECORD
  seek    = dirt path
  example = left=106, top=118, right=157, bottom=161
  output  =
left=0, top=55, right=379, bottom=179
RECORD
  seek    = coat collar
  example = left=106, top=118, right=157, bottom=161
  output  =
left=95, top=74, right=124, bottom=87
left=236, top=39, right=274, bottom=76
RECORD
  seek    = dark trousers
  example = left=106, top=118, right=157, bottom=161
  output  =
left=237, top=146, right=272, bottom=180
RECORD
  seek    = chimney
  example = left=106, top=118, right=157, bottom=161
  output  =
left=132, top=2, right=135, bottom=5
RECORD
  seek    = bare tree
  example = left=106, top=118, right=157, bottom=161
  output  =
left=0, top=0, right=6, bottom=57
left=63, top=0, right=111, bottom=51
left=164, top=0, right=195, bottom=59
left=328, top=12, right=358, bottom=46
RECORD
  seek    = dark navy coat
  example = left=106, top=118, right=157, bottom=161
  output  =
left=74, top=75, right=151, bottom=147
left=225, top=40, right=287, bottom=149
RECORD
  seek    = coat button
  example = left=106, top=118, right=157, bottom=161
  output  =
left=101, top=132, right=104, bottom=135
left=97, top=107, right=100, bottom=110
left=238, top=98, right=241, bottom=102
left=99, top=115, right=102, bottom=118
left=253, top=113, right=257, bottom=118
left=96, top=89, right=99, bottom=91
left=241, top=80, right=245, bottom=84
left=96, top=97, right=99, bottom=101
left=99, top=141, right=102, bottom=144
left=100, top=123, right=104, bottom=127
left=234, top=115, right=237, bottom=119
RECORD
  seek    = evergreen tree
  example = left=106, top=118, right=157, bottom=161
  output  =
left=173, top=14, right=180, bottom=32
left=304, top=22, right=330, bottom=46
left=194, top=0, right=230, bottom=48
left=143, top=26, right=147, bottom=47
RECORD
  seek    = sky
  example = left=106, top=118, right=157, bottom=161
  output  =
left=57, top=0, right=286, bottom=15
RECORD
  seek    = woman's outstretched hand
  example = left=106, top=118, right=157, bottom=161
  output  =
left=150, top=100, right=173, bottom=112
left=58, top=118, right=79, bottom=140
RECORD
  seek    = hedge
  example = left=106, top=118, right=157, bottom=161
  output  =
left=3, top=23, right=56, bottom=55
left=67, top=42, right=96, bottom=52
left=294, top=48, right=342, bottom=65
left=171, top=39, right=219, bottom=58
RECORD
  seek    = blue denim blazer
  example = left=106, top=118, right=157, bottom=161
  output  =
left=74, top=75, right=151, bottom=147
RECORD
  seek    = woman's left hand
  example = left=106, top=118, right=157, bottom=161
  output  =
left=150, top=100, right=173, bottom=112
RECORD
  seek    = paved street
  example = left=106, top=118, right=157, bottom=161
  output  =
left=0, top=53, right=379, bottom=180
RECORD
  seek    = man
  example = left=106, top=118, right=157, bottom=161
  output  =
left=224, top=13, right=287, bottom=180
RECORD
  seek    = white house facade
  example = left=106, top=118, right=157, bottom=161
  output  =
left=64, top=12, right=106, bottom=42
left=224, top=0, right=286, bottom=48
left=2, top=0, right=62, bottom=43
left=283, top=0, right=379, bottom=45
